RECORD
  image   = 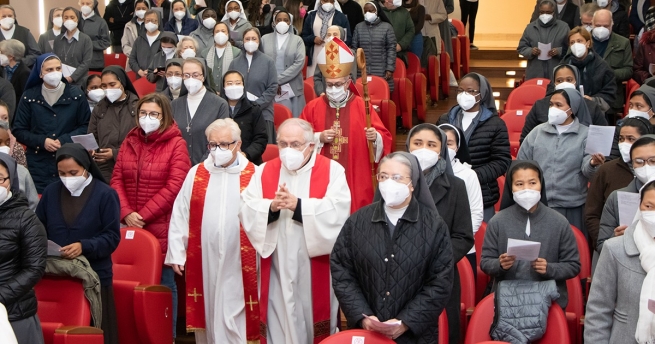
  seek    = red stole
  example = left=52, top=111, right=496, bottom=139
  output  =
left=259, top=155, right=332, bottom=344
left=186, top=162, right=260, bottom=343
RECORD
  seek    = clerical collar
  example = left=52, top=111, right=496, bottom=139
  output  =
left=83, top=12, right=95, bottom=20
left=1, top=25, right=15, bottom=40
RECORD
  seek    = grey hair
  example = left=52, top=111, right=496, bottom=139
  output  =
left=539, top=0, right=556, bottom=10
left=580, top=3, right=600, bottom=18
left=378, top=152, right=413, bottom=179
left=0, top=5, right=15, bottom=17
left=0, top=120, right=8, bottom=130
left=276, top=118, right=314, bottom=144
left=176, top=36, right=199, bottom=56
left=592, top=8, right=614, bottom=26
left=0, top=39, right=24, bottom=59
left=205, top=118, right=241, bottom=141
left=327, top=25, right=344, bottom=39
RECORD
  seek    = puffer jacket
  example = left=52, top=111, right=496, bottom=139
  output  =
left=352, top=18, right=397, bottom=92
left=0, top=193, right=47, bottom=322
left=438, top=107, right=511, bottom=208
left=331, top=198, right=454, bottom=344
left=111, top=123, right=191, bottom=255
left=491, top=280, right=560, bottom=344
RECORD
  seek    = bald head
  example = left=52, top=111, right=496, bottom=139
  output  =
left=592, top=8, right=613, bottom=34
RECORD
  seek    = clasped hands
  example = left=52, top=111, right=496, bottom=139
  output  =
left=362, top=315, right=408, bottom=340
left=270, top=183, right=298, bottom=212
left=499, top=253, right=548, bottom=274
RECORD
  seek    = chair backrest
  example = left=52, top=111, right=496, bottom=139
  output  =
left=457, top=258, right=476, bottom=312
left=273, top=103, right=293, bottom=130
left=302, top=56, right=308, bottom=79
left=494, top=175, right=505, bottom=212
left=474, top=222, right=487, bottom=268
left=112, top=227, right=163, bottom=285
left=394, top=58, right=407, bottom=78
left=521, top=78, right=550, bottom=88
left=501, top=109, right=528, bottom=157
left=319, top=329, right=396, bottom=343
left=406, top=52, right=422, bottom=75
left=262, top=144, right=279, bottom=162
left=304, top=79, right=316, bottom=104
left=439, top=310, right=449, bottom=344
left=133, top=77, right=156, bottom=97
left=465, top=293, right=570, bottom=344
left=570, top=225, right=590, bottom=281
left=356, top=76, right=391, bottom=101
left=565, top=277, right=584, bottom=322
left=505, top=85, right=546, bottom=111
left=625, top=78, right=640, bottom=116
left=474, top=222, right=489, bottom=303
left=127, top=70, right=137, bottom=82
left=104, top=53, right=127, bottom=68
left=35, top=275, right=91, bottom=326
left=451, top=18, right=466, bottom=36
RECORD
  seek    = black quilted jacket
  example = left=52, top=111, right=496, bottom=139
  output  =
left=0, top=193, right=47, bottom=322
left=331, top=198, right=454, bottom=343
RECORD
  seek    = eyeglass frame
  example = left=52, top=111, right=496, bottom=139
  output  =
left=632, top=157, right=655, bottom=167
left=277, top=141, right=309, bottom=150
left=376, top=173, right=411, bottom=182
left=207, top=141, right=238, bottom=151
left=138, top=110, right=163, bottom=120
left=183, top=73, right=204, bottom=80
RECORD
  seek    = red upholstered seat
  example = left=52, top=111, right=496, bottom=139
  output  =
left=304, top=79, right=317, bottom=104
left=505, top=85, right=545, bottom=112
left=406, top=53, right=428, bottom=122
left=392, top=58, right=414, bottom=129
left=451, top=19, right=470, bottom=75
left=104, top=53, right=127, bottom=68
left=424, top=54, right=440, bottom=104
left=457, top=258, right=476, bottom=340
left=500, top=109, right=529, bottom=158
left=355, top=77, right=397, bottom=151
left=521, top=78, right=550, bottom=88
left=319, top=329, right=396, bottom=343
left=274, top=103, right=293, bottom=130
left=127, top=71, right=137, bottom=83
left=474, top=222, right=490, bottom=303
left=112, top=227, right=173, bottom=344
left=566, top=277, right=584, bottom=344
left=35, top=275, right=103, bottom=344
left=495, top=175, right=505, bottom=212
left=262, top=144, right=279, bottom=162
left=438, top=310, right=448, bottom=344
left=450, top=25, right=462, bottom=80
left=439, top=40, right=450, bottom=98
left=570, top=225, right=591, bottom=298
left=133, top=77, right=156, bottom=97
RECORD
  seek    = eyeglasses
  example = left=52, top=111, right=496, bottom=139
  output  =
left=278, top=141, right=307, bottom=149
left=376, top=173, right=410, bottom=182
left=326, top=81, right=347, bottom=88
left=138, top=110, right=162, bottom=119
left=183, top=73, right=204, bottom=79
left=0, top=176, right=8, bottom=184
left=166, top=72, right=182, bottom=78
left=633, top=157, right=655, bottom=167
left=456, top=90, right=479, bottom=95
left=207, top=141, right=237, bottom=151
left=145, top=19, right=158, bottom=24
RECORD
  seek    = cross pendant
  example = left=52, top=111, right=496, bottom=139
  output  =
left=186, top=126, right=190, bottom=133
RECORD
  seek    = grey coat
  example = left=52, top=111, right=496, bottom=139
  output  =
left=171, top=89, right=229, bottom=165
left=189, top=25, right=214, bottom=54
left=597, top=178, right=640, bottom=252
left=518, top=19, right=570, bottom=80
left=80, top=14, right=111, bottom=70
left=221, top=18, right=252, bottom=48
left=351, top=19, right=397, bottom=92
left=52, top=32, right=94, bottom=84
left=16, top=165, right=38, bottom=211
left=37, top=29, right=58, bottom=54
left=260, top=33, right=305, bottom=104
left=518, top=119, right=598, bottom=208
left=480, top=203, right=580, bottom=309
left=129, top=32, right=163, bottom=76
left=584, top=225, right=646, bottom=344
left=228, top=50, right=278, bottom=122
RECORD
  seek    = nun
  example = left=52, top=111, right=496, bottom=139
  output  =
left=480, top=160, right=580, bottom=309
left=121, top=0, right=150, bottom=71
left=37, top=7, right=63, bottom=54
left=202, top=21, right=241, bottom=94
left=189, top=8, right=219, bottom=53
left=331, top=151, right=454, bottom=342
left=78, top=0, right=111, bottom=72
left=36, top=143, right=120, bottom=344
left=129, top=9, right=164, bottom=79
left=221, top=0, right=253, bottom=48
left=164, top=0, right=199, bottom=36
left=52, top=7, right=93, bottom=85
left=518, top=87, right=604, bottom=236
left=406, top=123, right=473, bottom=344
left=146, top=31, right=179, bottom=91
left=162, top=58, right=184, bottom=101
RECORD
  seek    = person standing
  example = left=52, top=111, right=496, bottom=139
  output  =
left=164, top=0, right=199, bottom=36
left=460, top=0, right=481, bottom=48
left=380, top=0, right=415, bottom=64
left=190, top=9, right=219, bottom=53
left=338, top=0, right=365, bottom=34
left=52, top=8, right=94, bottom=86
left=301, top=0, right=351, bottom=77
left=530, top=0, right=581, bottom=30
left=202, top=22, right=241, bottom=94
left=78, top=0, right=110, bottom=72
left=104, top=0, right=135, bottom=54
left=129, top=10, right=165, bottom=79
left=122, top=0, right=150, bottom=71
left=38, top=7, right=64, bottom=54
left=0, top=5, right=41, bottom=68
left=403, top=0, right=425, bottom=58
left=221, top=0, right=253, bottom=47
left=419, top=0, right=446, bottom=56
left=240, top=118, right=351, bottom=344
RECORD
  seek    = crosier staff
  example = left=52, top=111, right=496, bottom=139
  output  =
left=356, top=48, right=377, bottom=188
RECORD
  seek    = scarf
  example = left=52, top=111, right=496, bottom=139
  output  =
left=423, top=158, right=447, bottom=187
left=206, top=42, right=235, bottom=79
left=316, top=4, right=336, bottom=40
left=634, top=220, right=655, bottom=344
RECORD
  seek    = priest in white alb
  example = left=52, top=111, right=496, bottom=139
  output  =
left=165, top=118, right=260, bottom=344
left=240, top=118, right=351, bottom=344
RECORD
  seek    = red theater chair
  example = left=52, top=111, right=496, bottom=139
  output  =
left=406, top=53, right=428, bottom=122
left=319, top=329, right=395, bottom=343
left=127, top=71, right=137, bottom=83
left=474, top=222, right=490, bottom=303
left=133, top=77, right=156, bottom=97
left=571, top=225, right=591, bottom=297
left=274, top=103, right=293, bottom=130
left=449, top=21, right=462, bottom=80
left=392, top=58, right=414, bottom=129
left=566, top=277, right=584, bottom=344
left=112, top=227, right=173, bottom=344
left=521, top=78, right=549, bottom=88
left=304, top=79, right=317, bottom=104
left=262, top=144, right=279, bottom=162
left=104, top=53, right=127, bottom=68
left=451, top=19, right=470, bottom=75
left=438, top=310, right=449, bottom=344
left=505, top=85, right=545, bottom=112
left=501, top=109, right=528, bottom=157
left=35, top=275, right=104, bottom=344
left=422, top=54, right=440, bottom=104
left=356, top=76, right=397, bottom=149
left=440, top=40, right=450, bottom=98
left=458, top=258, right=476, bottom=340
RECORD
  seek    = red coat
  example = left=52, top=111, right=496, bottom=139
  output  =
left=633, top=40, right=655, bottom=84
left=111, top=122, right=191, bottom=255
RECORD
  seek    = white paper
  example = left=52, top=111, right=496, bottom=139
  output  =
left=61, top=63, right=77, bottom=78
left=579, top=85, right=584, bottom=96
left=506, top=238, right=541, bottom=261
left=650, top=63, right=655, bottom=76
left=47, top=240, right=62, bottom=256
left=538, top=42, right=551, bottom=61
left=196, top=0, right=207, bottom=6
left=275, top=83, right=295, bottom=102
left=246, top=92, right=259, bottom=101
left=351, top=337, right=365, bottom=344
left=71, top=133, right=99, bottom=151
left=617, top=191, right=640, bottom=226
left=585, top=125, right=615, bottom=156
left=517, top=110, right=523, bottom=116
left=362, top=314, right=402, bottom=333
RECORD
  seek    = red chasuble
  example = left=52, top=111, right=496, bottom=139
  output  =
left=259, top=155, right=332, bottom=344
left=186, top=162, right=260, bottom=343
left=300, top=95, right=392, bottom=213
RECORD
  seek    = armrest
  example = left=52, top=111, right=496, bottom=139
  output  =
left=55, top=326, right=104, bottom=334
left=53, top=326, right=104, bottom=344
left=134, top=284, right=173, bottom=344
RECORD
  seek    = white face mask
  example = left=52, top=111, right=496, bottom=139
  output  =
left=119, top=0, right=126, bottom=4
left=0, top=54, right=8, bottom=67
left=145, top=22, right=158, bottom=33
left=174, top=11, right=186, bottom=20
left=60, top=171, right=87, bottom=194
left=87, top=88, right=105, bottom=102
left=0, top=146, right=10, bottom=155
left=597, top=0, right=608, bottom=8
left=80, top=5, right=93, bottom=16
left=224, top=85, right=244, bottom=100
left=640, top=211, right=655, bottom=237
left=411, top=148, right=440, bottom=171
left=203, top=17, right=217, bottom=30
left=214, top=32, right=229, bottom=45
left=326, top=85, right=348, bottom=103
left=556, top=0, right=565, bottom=3
left=162, top=47, right=176, bottom=56
left=619, top=142, right=632, bottom=163
left=513, top=189, right=541, bottom=211
left=364, top=12, right=377, bottom=23
left=181, top=48, right=196, bottom=59
left=43, top=71, right=63, bottom=88
left=321, top=3, right=334, bottom=11
left=64, top=19, right=78, bottom=31
left=280, top=146, right=308, bottom=171
left=555, top=82, right=576, bottom=90
left=635, top=165, right=655, bottom=184
left=584, top=25, right=593, bottom=32
left=275, top=21, right=290, bottom=34
left=628, top=109, right=652, bottom=120
left=539, top=13, right=553, bottom=24
left=139, top=116, right=160, bottom=134
left=105, top=88, right=123, bottom=103
left=379, top=179, right=410, bottom=207
left=0, top=17, right=14, bottom=30
left=135, top=10, right=146, bottom=19
left=211, top=145, right=236, bottom=166
left=244, top=41, right=259, bottom=53
left=228, top=11, right=241, bottom=20
left=167, top=76, right=182, bottom=90
left=392, top=0, right=402, bottom=7
left=184, top=77, right=203, bottom=95
left=456, top=91, right=478, bottom=111
left=447, top=147, right=457, bottom=162
left=592, top=26, right=611, bottom=41
left=0, top=185, right=9, bottom=206
left=548, top=107, right=570, bottom=125
left=571, top=42, right=587, bottom=58
left=52, top=17, right=63, bottom=28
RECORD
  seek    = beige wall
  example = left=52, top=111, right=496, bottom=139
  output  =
left=10, top=0, right=107, bottom=40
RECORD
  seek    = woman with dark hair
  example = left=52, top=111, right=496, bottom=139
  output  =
left=121, top=0, right=149, bottom=69
left=0, top=121, right=38, bottom=210
left=129, top=9, right=164, bottom=79
left=285, top=0, right=306, bottom=34
left=221, top=0, right=253, bottom=47
left=481, top=160, right=580, bottom=309
left=84, top=74, right=103, bottom=112
left=36, top=143, right=120, bottom=344
left=103, top=0, right=136, bottom=54
left=246, top=0, right=272, bottom=29
left=519, top=88, right=604, bottom=235
left=437, top=72, right=511, bottom=222
left=586, top=117, right=653, bottom=249
left=352, top=1, right=397, bottom=92
left=52, top=7, right=93, bottom=85
left=146, top=32, right=179, bottom=91
left=331, top=152, right=454, bottom=342
left=406, top=123, right=473, bottom=344
left=190, top=9, right=219, bottom=53
left=78, top=0, right=110, bottom=72
left=162, top=58, right=183, bottom=101
left=88, top=66, right=139, bottom=181
left=111, top=93, right=191, bottom=339
left=403, top=0, right=425, bottom=59
left=164, top=0, right=199, bottom=36
left=37, top=7, right=63, bottom=54
left=0, top=153, right=46, bottom=344
left=202, top=21, right=241, bottom=94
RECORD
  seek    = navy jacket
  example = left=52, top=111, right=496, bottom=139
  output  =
left=164, top=16, right=199, bottom=36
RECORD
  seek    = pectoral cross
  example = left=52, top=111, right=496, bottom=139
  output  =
left=186, top=125, right=191, bottom=133
left=188, top=288, right=202, bottom=302
left=329, top=109, right=348, bottom=160
left=246, top=295, right=258, bottom=311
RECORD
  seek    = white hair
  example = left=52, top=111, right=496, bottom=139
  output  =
left=205, top=118, right=241, bottom=141
left=378, top=152, right=413, bottom=178
left=0, top=39, right=24, bottom=59
left=177, top=36, right=199, bottom=56
left=592, top=8, right=614, bottom=26
left=276, top=118, right=314, bottom=144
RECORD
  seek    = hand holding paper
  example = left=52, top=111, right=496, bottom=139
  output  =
left=47, top=240, right=62, bottom=256
left=585, top=125, right=616, bottom=156
left=507, top=238, right=541, bottom=261
left=538, top=42, right=551, bottom=60
left=71, top=133, right=99, bottom=151
left=362, top=314, right=404, bottom=338
left=617, top=191, right=640, bottom=226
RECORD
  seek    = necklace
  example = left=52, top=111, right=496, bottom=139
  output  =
left=63, top=36, right=77, bottom=63
left=185, top=102, right=194, bottom=133
left=117, top=4, right=129, bottom=19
